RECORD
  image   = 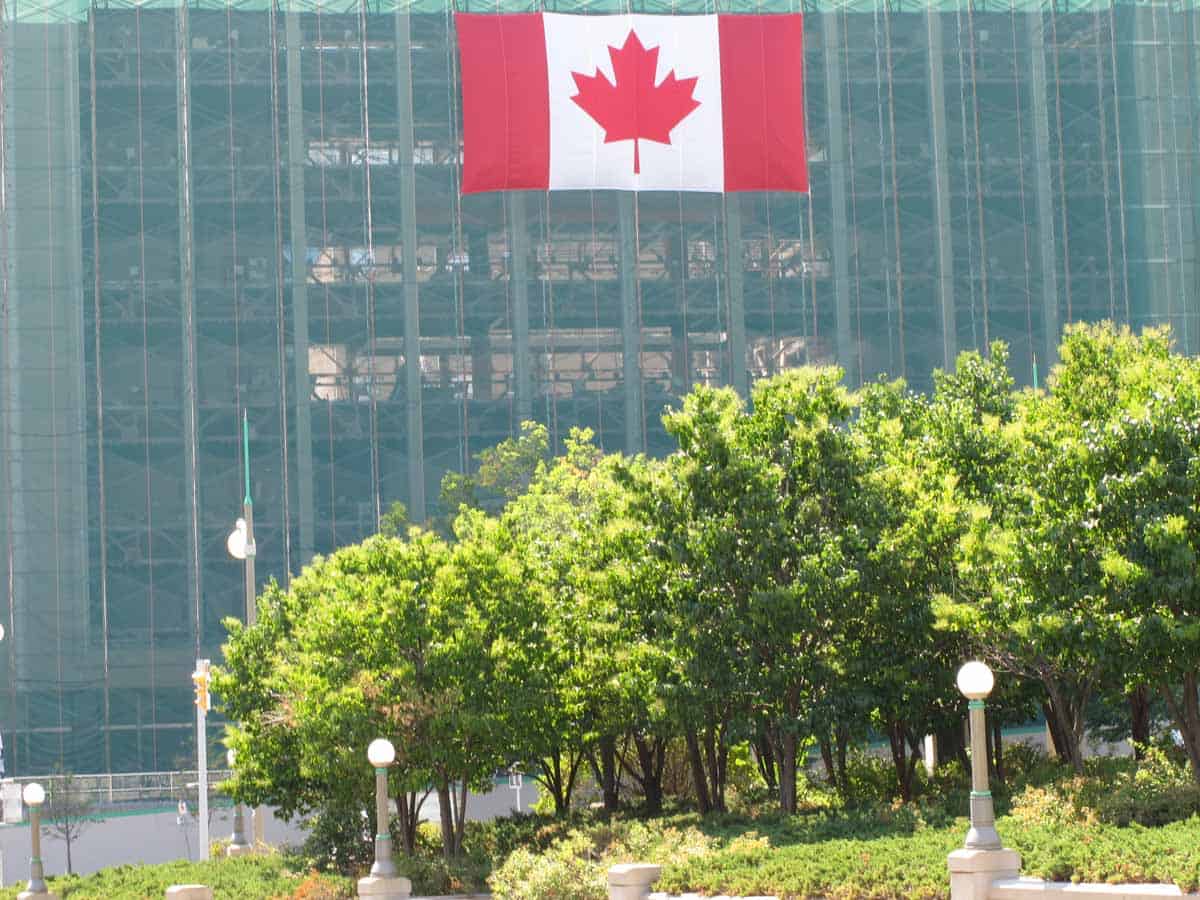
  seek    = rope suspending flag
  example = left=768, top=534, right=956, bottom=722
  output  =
left=457, top=13, right=808, bottom=194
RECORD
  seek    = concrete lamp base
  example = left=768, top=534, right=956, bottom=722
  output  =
left=164, top=887, right=214, bottom=900
left=225, top=844, right=255, bottom=858
left=608, top=863, right=662, bottom=900
left=357, top=875, right=412, bottom=900
left=949, top=848, right=1022, bottom=900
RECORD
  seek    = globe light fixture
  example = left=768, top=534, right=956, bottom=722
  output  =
left=367, top=739, right=397, bottom=878
left=957, top=660, right=1001, bottom=850
left=956, top=660, right=995, bottom=701
left=368, top=738, right=396, bottom=768
left=23, top=782, right=47, bottom=893
left=21, top=783, right=44, bottom=808
left=226, top=518, right=249, bottom=560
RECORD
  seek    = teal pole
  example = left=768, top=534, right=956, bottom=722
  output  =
left=242, top=410, right=252, bottom=508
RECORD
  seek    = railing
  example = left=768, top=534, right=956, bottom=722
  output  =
left=4, top=770, right=233, bottom=809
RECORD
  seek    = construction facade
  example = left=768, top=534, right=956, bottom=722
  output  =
left=1, top=0, right=1197, bottom=772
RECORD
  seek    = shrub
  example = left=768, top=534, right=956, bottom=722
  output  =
left=489, top=839, right=606, bottom=900
left=1093, top=747, right=1200, bottom=827
left=841, top=750, right=904, bottom=805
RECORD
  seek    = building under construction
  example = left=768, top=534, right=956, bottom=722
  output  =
left=0, top=0, right=1196, bottom=773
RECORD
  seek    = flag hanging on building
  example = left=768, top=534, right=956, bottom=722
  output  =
left=456, top=12, right=808, bottom=194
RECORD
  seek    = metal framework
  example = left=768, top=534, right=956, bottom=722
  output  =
left=1, top=0, right=1197, bottom=773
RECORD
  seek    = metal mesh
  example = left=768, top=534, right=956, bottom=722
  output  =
left=1, top=0, right=1196, bottom=772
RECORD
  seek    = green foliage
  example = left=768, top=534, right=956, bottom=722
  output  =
left=439, top=421, right=550, bottom=518
left=1008, top=746, right=1200, bottom=828
left=377, top=500, right=409, bottom=537
left=215, top=319, right=1200, bottom=878
left=489, top=840, right=608, bottom=900
left=0, top=853, right=352, bottom=900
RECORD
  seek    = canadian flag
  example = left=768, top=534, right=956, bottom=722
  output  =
left=456, top=12, right=808, bottom=194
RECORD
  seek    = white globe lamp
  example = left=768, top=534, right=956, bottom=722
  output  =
left=956, top=660, right=994, bottom=700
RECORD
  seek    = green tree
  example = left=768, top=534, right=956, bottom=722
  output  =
left=624, top=386, right=767, bottom=813
left=1083, top=326, right=1200, bottom=781
left=213, top=530, right=453, bottom=863
left=852, top=379, right=969, bottom=801
left=500, top=429, right=645, bottom=815
left=943, top=359, right=1119, bottom=772
left=428, top=510, right=548, bottom=855
left=439, top=421, right=550, bottom=519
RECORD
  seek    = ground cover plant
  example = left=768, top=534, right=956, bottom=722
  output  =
left=8, top=748, right=1200, bottom=899
left=0, top=852, right=353, bottom=900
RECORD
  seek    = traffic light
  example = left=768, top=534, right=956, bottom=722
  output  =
left=192, top=670, right=210, bottom=713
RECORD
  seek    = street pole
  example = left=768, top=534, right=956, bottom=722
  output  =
left=957, top=661, right=1001, bottom=851
left=194, top=659, right=210, bottom=861
left=366, top=739, right=397, bottom=879
left=240, top=412, right=265, bottom=847
left=22, top=783, right=46, bottom=894
left=28, top=804, right=45, bottom=892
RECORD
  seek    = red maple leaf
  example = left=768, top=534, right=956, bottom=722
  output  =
left=571, top=30, right=701, bottom=175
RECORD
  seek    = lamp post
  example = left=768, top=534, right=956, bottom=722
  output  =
left=957, top=660, right=1001, bottom=851
left=226, top=748, right=250, bottom=856
left=228, top=410, right=263, bottom=846
left=23, top=782, right=47, bottom=894
left=367, top=738, right=397, bottom=878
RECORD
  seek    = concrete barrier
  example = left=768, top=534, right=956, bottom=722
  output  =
left=990, top=878, right=1183, bottom=898
left=358, top=874, right=411, bottom=899
left=948, top=847, right=1187, bottom=900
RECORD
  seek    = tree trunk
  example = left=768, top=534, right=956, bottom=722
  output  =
left=1160, top=673, right=1200, bottom=786
left=834, top=725, right=850, bottom=800
left=756, top=727, right=778, bottom=793
left=934, top=720, right=969, bottom=771
left=66, top=832, right=73, bottom=874
left=886, top=721, right=915, bottom=803
left=633, top=734, right=665, bottom=815
left=1130, top=685, right=1151, bottom=758
left=436, top=779, right=455, bottom=862
left=1042, top=694, right=1085, bottom=773
left=773, top=731, right=798, bottom=814
left=598, top=735, right=619, bottom=811
left=397, top=790, right=427, bottom=855
left=704, top=726, right=729, bottom=813
left=819, top=737, right=836, bottom=787
left=453, top=780, right=469, bottom=856
left=535, top=747, right=585, bottom=816
left=715, top=734, right=724, bottom=816
left=685, top=729, right=712, bottom=814
left=537, top=749, right=570, bottom=816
